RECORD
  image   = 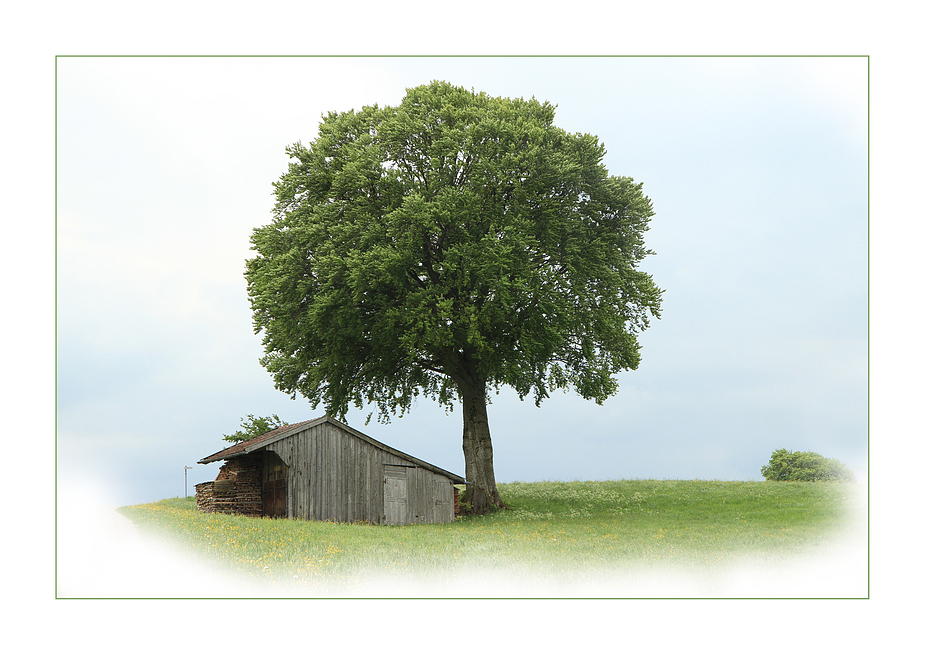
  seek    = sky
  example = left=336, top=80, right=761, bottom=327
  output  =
left=56, top=55, right=869, bottom=506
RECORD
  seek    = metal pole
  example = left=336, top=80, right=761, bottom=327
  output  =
left=184, top=466, right=193, bottom=498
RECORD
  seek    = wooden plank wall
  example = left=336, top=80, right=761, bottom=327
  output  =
left=266, top=422, right=456, bottom=525
left=405, top=466, right=455, bottom=525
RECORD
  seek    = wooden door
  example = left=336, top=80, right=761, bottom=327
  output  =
left=263, top=478, right=287, bottom=518
left=434, top=478, right=453, bottom=523
left=262, top=452, right=288, bottom=518
left=384, top=466, right=408, bottom=525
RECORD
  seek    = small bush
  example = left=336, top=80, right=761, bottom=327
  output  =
left=761, top=448, right=856, bottom=482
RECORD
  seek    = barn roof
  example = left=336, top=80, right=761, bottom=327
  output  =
left=197, top=415, right=465, bottom=484
left=197, top=417, right=321, bottom=463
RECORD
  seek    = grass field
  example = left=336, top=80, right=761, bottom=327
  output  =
left=117, top=479, right=866, bottom=597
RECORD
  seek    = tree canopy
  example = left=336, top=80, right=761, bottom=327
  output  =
left=222, top=414, right=288, bottom=444
left=246, top=81, right=662, bottom=511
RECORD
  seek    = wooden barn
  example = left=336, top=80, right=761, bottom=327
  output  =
left=195, top=415, right=464, bottom=525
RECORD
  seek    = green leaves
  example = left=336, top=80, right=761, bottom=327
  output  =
left=760, top=449, right=857, bottom=482
left=246, top=81, right=662, bottom=420
left=222, top=414, right=288, bottom=443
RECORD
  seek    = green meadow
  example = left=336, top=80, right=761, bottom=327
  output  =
left=117, top=479, right=865, bottom=596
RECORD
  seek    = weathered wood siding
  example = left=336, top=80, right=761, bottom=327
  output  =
left=386, top=464, right=455, bottom=525
left=264, top=420, right=456, bottom=525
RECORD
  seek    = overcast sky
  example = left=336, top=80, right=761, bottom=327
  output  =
left=56, top=56, right=868, bottom=506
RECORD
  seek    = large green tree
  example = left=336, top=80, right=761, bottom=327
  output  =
left=246, top=81, right=662, bottom=513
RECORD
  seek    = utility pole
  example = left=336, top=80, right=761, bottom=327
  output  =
left=184, top=466, right=193, bottom=498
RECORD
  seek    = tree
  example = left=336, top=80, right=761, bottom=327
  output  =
left=760, top=448, right=856, bottom=482
left=246, top=81, right=663, bottom=513
left=222, top=414, right=288, bottom=444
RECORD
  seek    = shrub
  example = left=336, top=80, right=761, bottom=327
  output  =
left=760, top=448, right=856, bottom=482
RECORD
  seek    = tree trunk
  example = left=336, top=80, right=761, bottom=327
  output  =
left=458, top=380, right=508, bottom=514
